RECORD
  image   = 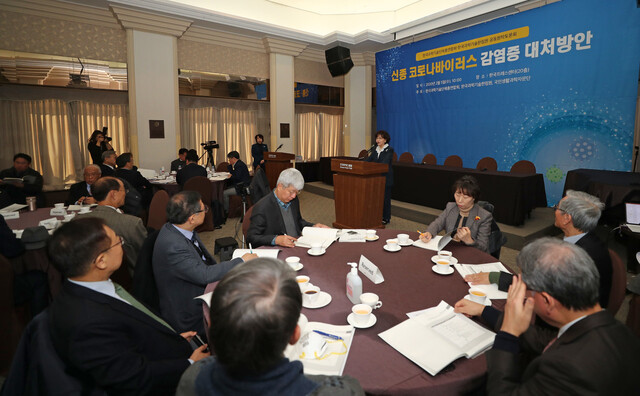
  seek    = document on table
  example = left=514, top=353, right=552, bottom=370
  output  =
left=338, top=229, right=367, bottom=242
left=0, top=203, right=27, bottom=213
left=232, top=248, right=280, bottom=259
left=454, top=262, right=510, bottom=299
left=379, top=301, right=495, bottom=376
left=412, top=235, right=443, bottom=251
left=294, top=227, right=339, bottom=249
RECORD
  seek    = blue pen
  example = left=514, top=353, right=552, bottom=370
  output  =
left=313, top=330, right=343, bottom=340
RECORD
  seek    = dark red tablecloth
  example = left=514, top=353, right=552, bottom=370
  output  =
left=5, top=207, right=66, bottom=230
left=151, top=179, right=225, bottom=201
left=205, top=229, right=507, bottom=395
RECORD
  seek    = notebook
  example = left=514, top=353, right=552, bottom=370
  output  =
left=626, top=203, right=640, bottom=233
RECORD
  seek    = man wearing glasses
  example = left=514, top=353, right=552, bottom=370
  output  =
left=247, top=168, right=328, bottom=248
left=153, top=191, right=257, bottom=337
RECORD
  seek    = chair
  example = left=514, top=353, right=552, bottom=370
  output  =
left=216, top=162, right=229, bottom=172
left=242, top=205, right=254, bottom=240
left=607, top=249, right=626, bottom=315
left=398, top=152, right=414, bottom=163
left=146, top=190, right=169, bottom=231
left=132, top=230, right=161, bottom=313
left=183, top=176, right=214, bottom=232
left=421, top=154, right=436, bottom=165
left=249, top=167, right=270, bottom=204
left=392, top=152, right=398, bottom=162
left=477, top=201, right=507, bottom=259
left=476, top=157, right=498, bottom=171
left=358, top=149, right=368, bottom=159
left=510, top=160, right=536, bottom=174
left=444, top=155, right=463, bottom=167
left=627, top=294, right=640, bottom=338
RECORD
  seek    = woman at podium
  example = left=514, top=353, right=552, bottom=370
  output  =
left=251, top=134, right=269, bottom=171
left=365, top=130, right=394, bottom=225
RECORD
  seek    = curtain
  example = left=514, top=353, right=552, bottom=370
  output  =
left=319, top=113, right=343, bottom=157
left=296, top=111, right=343, bottom=161
left=179, top=107, right=218, bottom=162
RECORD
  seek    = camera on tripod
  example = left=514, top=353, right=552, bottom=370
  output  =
left=102, top=126, right=112, bottom=142
left=201, top=140, right=219, bottom=150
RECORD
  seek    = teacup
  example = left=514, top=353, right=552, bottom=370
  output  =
left=468, top=288, right=487, bottom=304
left=303, top=286, right=321, bottom=305
left=435, top=259, right=451, bottom=273
left=437, top=250, right=452, bottom=263
left=366, top=229, right=377, bottom=239
left=79, top=207, right=91, bottom=213
left=386, top=239, right=399, bottom=250
left=54, top=203, right=64, bottom=209
left=310, top=242, right=323, bottom=254
left=296, top=275, right=310, bottom=291
left=360, top=292, right=382, bottom=309
left=285, top=256, right=300, bottom=270
left=352, top=304, right=373, bottom=326
left=397, top=233, right=409, bottom=245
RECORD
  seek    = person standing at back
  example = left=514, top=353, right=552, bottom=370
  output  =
left=365, top=130, right=394, bottom=225
left=251, top=134, right=268, bottom=171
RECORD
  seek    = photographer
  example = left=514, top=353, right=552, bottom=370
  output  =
left=223, top=151, right=250, bottom=218
left=87, top=128, right=113, bottom=165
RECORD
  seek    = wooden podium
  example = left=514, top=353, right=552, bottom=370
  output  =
left=264, top=152, right=295, bottom=189
left=331, top=159, right=388, bottom=229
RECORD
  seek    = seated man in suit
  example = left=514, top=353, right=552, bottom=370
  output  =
left=65, top=164, right=101, bottom=205
left=171, top=148, right=188, bottom=172
left=465, top=190, right=613, bottom=308
left=247, top=168, right=328, bottom=248
left=48, top=218, right=209, bottom=396
left=177, top=149, right=207, bottom=187
left=0, top=153, right=44, bottom=207
left=153, top=191, right=257, bottom=336
left=75, top=177, right=147, bottom=275
left=454, top=238, right=640, bottom=394
left=222, top=150, right=250, bottom=217
left=177, top=257, right=363, bottom=395
left=100, top=150, right=117, bottom=177
left=116, top=152, right=153, bottom=207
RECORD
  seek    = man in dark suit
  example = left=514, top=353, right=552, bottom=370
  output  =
left=116, top=152, right=153, bottom=207
left=152, top=191, right=256, bottom=336
left=176, top=149, right=207, bottom=187
left=65, top=164, right=101, bottom=205
left=466, top=190, right=613, bottom=308
left=247, top=168, right=328, bottom=248
left=170, top=148, right=188, bottom=172
left=0, top=153, right=44, bottom=207
left=47, top=217, right=209, bottom=395
left=455, top=238, right=640, bottom=395
left=99, top=150, right=117, bottom=177
left=222, top=150, right=250, bottom=216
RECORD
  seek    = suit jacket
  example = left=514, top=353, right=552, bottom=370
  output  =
left=251, top=143, right=268, bottom=170
left=65, top=181, right=92, bottom=206
left=116, top=168, right=152, bottom=193
left=48, top=281, right=192, bottom=396
left=170, top=158, right=186, bottom=172
left=486, top=310, right=640, bottom=395
left=177, top=163, right=207, bottom=187
left=227, top=159, right=250, bottom=187
left=152, top=223, right=242, bottom=335
left=247, top=192, right=314, bottom=248
left=426, top=202, right=492, bottom=252
left=100, top=164, right=116, bottom=177
left=75, top=206, right=147, bottom=273
left=365, top=146, right=394, bottom=187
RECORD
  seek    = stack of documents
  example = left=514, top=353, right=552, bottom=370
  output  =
left=294, top=227, right=339, bottom=249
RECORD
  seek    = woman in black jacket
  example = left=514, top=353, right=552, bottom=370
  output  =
left=365, top=130, right=394, bottom=224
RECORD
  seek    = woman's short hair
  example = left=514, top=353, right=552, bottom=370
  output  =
left=89, top=130, right=104, bottom=144
left=375, top=130, right=391, bottom=144
left=255, top=134, right=264, bottom=142
left=452, top=175, right=481, bottom=202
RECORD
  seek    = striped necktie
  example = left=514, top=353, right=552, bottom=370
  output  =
left=113, top=282, right=175, bottom=332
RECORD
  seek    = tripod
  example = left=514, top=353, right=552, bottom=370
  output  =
left=199, top=148, right=216, bottom=170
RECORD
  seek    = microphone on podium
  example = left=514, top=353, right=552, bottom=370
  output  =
left=359, top=144, right=376, bottom=159
left=274, top=144, right=283, bottom=152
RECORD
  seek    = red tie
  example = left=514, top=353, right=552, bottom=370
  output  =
left=543, top=336, right=558, bottom=353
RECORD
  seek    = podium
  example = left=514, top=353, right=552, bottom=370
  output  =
left=264, top=152, right=295, bottom=189
left=331, top=159, right=388, bottom=229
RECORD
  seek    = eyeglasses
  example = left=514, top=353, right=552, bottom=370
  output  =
left=552, top=204, right=566, bottom=213
left=99, top=236, right=125, bottom=255
left=194, top=205, right=210, bottom=214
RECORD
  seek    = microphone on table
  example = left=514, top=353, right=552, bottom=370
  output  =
left=274, top=144, right=283, bottom=152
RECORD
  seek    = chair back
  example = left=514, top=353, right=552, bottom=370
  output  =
left=358, top=149, right=368, bottom=159
left=242, top=205, right=254, bottom=239
left=398, top=152, right=414, bottom=163
left=444, top=155, right=463, bottom=167
left=392, top=152, right=398, bottom=162
left=476, top=157, right=498, bottom=171
left=476, top=201, right=507, bottom=259
left=626, top=294, right=640, bottom=338
left=249, top=167, right=270, bottom=204
left=132, top=230, right=161, bottom=313
left=510, top=160, right=536, bottom=174
left=216, top=162, right=229, bottom=172
left=183, top=176, right=214, bottom=232
left=146, top=190, right=169, bottom=231
left=0, top=253, right=18, bottom=373
left=421, top=154, right=436, bottom=165
left=607, top=249, right=626, bottom=315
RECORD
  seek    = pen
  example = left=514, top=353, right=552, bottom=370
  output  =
left=417, top=229, right=425, bottom=237
left=249, top=243, right=253, bottom=254
left=313, top=330, right=343, bottom=340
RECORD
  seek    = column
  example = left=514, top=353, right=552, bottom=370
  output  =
left=344, top=53, right=374, bottom=157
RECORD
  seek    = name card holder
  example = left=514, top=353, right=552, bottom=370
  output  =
left=50, top=208, right=67, bottom=216
left=358, top=255, right=384, bottom=284
left=0, top=211, right=19, bottom=220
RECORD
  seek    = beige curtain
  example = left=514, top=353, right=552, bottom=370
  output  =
left=296, top=112, right=321, bottom=161
left=320, top=112, right=343, bottom=157
left=179, top=107, right=218, bottom=156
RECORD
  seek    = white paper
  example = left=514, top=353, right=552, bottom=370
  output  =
left=1, top=211, right=19, bottom=220
left=295, top=227, right=339, bottom=249
left=232, top=249, right=280, bottom=259
left=39, top=218, right=59, bottom=229
left=358, top=255, right=384, bottom=284
left=338, top=229, right=367, bottom=243
left=626, top=203, right=640, bottom=224
left=412, top=235, right=443, bottom=251
left=67, top=204, right=82, bottom=211
left=137, top=168, right=157, bottom=179
left=195, top=292, right=212, bottom=307
left=454, top=262, right=510, bottom=299
left=0, top=203, right=27, bottom=213
left=50, top=208, right=67, bottom=216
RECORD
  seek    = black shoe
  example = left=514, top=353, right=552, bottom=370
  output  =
left=382, top=219, right=389, bottom=225
left=215, top=224, right=222, bottom=229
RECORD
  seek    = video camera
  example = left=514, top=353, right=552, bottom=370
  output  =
left=102, top=126, right=112, bottom=142
left=201, top=140, right=220, bottom=150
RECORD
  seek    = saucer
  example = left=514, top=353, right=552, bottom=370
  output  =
left=365, top=235, right=380, bottom=241
left=398, top=239, right=414, bottom=246
left=383, top=244, right=401, bottom=252
left=307, top=248, right=326, bottom=256
left=303, top=291, right=332, bottom=309
left=347, top=313, right=377, bottom=329
left=464, top=294, right=492, bottom=306
left=432, top=265, right=454, bottom=275
left=288, top=263, right=304, bottom=271
left=431, top=256, right=458, bottom=265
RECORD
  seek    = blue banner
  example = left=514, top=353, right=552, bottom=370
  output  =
left=376, top=0, right=640, bottom=205
left=294, top=82, right=319, bottom=104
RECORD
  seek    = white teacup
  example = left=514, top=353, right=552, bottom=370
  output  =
left=285, top=256, right=300, bottom=270
left=303, top=286, right=321, bottom=305
left=79, top=207, right=91, bottom=213
left=397, top=233, right=409, bottom=245
left=296, top=275, right=310, bottom=291
left=386, top=239, right=399, bottom=250
left=366, top=229, right=377, bottom=239
left=360, top=292, right=382, bottom=309
left=437, top=250, right=452, bottom=263
left=435, top=258, right=451, bottom=273
left=310, top=242, right=323, bottom=254
left=352, top=304, right=373, bottom=326
left=468, top=288, right=487, bottom=304
left=54, top=203, right=64, bottom=209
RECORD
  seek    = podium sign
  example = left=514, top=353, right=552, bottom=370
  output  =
left=264, top=152, right=295, bottom=189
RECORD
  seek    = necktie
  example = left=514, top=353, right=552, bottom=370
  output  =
left=543, top=336, right=558, bottom=353
left=190, top=233, right=210, bottom=265
left=113, top=282, right=175, bottom=332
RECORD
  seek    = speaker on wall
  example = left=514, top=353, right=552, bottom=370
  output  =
left=325, top=46, right=354, bottom=77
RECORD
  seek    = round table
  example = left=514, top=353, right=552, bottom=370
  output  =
left=206, top=229, right=507, bottom=395
left=5, top=207, right=67, bottom=230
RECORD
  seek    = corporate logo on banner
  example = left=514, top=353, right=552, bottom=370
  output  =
left=376, top=0, right=640, bottom=205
